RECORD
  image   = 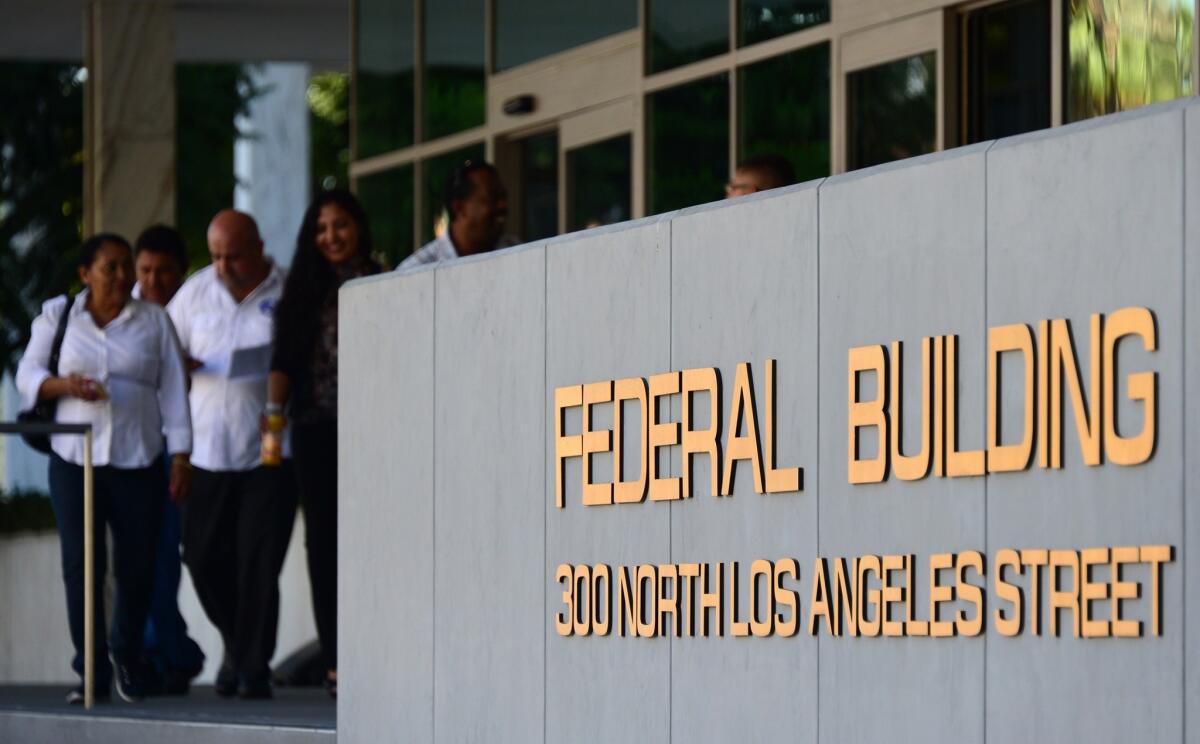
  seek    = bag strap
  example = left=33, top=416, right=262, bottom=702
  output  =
left=48, top=293, right=75, bottom=377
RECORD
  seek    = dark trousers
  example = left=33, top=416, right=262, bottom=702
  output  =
left=293, top=418, right=338, bottom=672
left=181, top=464, right=296, bottom=683
left=48, top=454, right=163, bottom=687
left=143, top=473, right=205, bottom=676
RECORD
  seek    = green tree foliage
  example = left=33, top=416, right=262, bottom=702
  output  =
left=1067, top=0, right=1194, bottom=122
left=0, top=63, right=84, bottom=375
left=176, top=63, right=257, bottom=270
left=308, top=72, right=350, bottom=192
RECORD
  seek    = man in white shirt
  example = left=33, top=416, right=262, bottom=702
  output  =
left=168, top=210, right=296, bottom=700
left=132, top=225, right=207, bottom=696
left=396, top=160, right=517, bottom=270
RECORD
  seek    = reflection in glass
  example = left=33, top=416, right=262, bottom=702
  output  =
left=648, top=74, right=729, bottom=214
left=422, top=143, right=486, bottom=243
left=739, top=43, right=830, bottom=183
left=647, top=0, right=729, bottom=74
left=847, top=53, right=936, bottom=170
left=355, top=0, right=414, bottom=157
left=569, top=135, right=632, bottom=232
left=520, top=132, right=558, bottom=241
left=356, top=165, right=414, bottom=268
left=740, top=0, right=830, bottom=47
left=1066, top=0, right=1194, bottom=122
left=496, top=0, right=637, bottom=72
left=424, top=0, right=485, bottom=141
left=964, top=0, right=1050, bottom=143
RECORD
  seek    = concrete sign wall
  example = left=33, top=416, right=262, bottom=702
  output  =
left=340, top=98, right=1200, bottom=744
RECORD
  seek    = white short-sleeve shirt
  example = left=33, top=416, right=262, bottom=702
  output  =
left=167, top=263, right=286, bottom=472
left=15, top=291, right=192, bottom=468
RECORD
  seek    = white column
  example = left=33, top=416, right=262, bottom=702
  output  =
left=234, top=63, right=311, bottom=268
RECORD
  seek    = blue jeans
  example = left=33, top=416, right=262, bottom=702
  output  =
left=48, top=453, right=163, bottom=687
left=143, top=455, right=205, bottom=676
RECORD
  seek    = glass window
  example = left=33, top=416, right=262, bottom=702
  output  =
left=496, top=0, right=638, bottom=72
left=739, top=0, right=830, bottom=47
left=1065, top=0, right=1194, bottom=123
left=739, top=43, right=830, bottom=184
left=424, top=0, right=486, bottom=141
left=422, top=143, right=487, bottom=243
left=963, top=0, right=1050, bottom=143
left=355, top=0, right=414, bottom=158
left=519, top=132, right=559, bottom=241
left=356, top=165, right=415, bottom=268
left=568, top=135, right=632, bottom=232
left=647, top=0, right=730, bottom=74
left=648, top=74, right=730, bottom=214
left=847, top=53, right=936, bottom=171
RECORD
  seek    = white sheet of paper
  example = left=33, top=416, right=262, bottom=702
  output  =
left=228, top=343, right=272, bottom=379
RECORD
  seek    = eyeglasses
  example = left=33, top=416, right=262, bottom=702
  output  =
left=725, top=181, right=758, bottom=196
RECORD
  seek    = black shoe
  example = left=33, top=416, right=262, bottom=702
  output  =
left=110, top=657, right=144, bottom=703
left=66, top=684, right=110, bottom=705
left=239, top=677, right=273, bottom=700
left=215, top=661, right=238, bottom=698
left=163, top=666, right=198, bottom=696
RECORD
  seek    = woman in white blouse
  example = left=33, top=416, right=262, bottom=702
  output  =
left=16, top=233, right=192, bottom=704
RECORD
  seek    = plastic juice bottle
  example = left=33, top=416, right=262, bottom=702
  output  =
left=262, top=412, right=285, bottom=466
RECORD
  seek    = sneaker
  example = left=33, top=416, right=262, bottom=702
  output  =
left=66, top=684, right=111, bottom=705
left=215, top=660, right=238, bottom=698
left=110, top=656, right=145, bottom=703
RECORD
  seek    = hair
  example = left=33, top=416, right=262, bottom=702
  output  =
left=737, top=153, right=796, bottom=190
left=134, top=224, right=189, bottom=273
left=79, top=232, right=132, bottom=269
left=442, top=160, right=500, bottom=220
left=273, top=189, right=381, bottom=384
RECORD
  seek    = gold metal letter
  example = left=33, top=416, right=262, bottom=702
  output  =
left=613, top=377, right=649, bottom=503
left=890, top=340, right=932, bottom=481
left=582, top=381, right=614, bottom=506
left=987, top=324, right=1035, bottom=473
left=946, top=335, right=986, bottom=477
left=681, top=367, right=721, bottom=498
left=848, top=346, right=889, bottom=484
left=722, top=363, right=765, bottom=495
left=764, top=359, right=802, bottom=492
left=554, top=386, right=583, bottom=508
left=1048, top=549, right=1080, bottom=638
left=1103, top=307, right=1157, bottom=466
left=956, top=550, right=984, bottom=637
left=1141, top=544, right=1172, bottom=637
left=648, top=372, right=682, bottom=501
left=1049, top=316, right=1102, bottom=467
left=1079, top=548, right=1110, bottom=638
left=994, top=549, right=1022, bottom=637
left=774, top=558, right=800, bottom=637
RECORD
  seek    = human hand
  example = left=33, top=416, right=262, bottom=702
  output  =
left=64, top=374, right=106, bottom=401
left=169, top=454, right=192, bottom=503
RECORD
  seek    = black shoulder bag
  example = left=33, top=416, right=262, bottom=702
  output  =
left=17, top=294, right=76, bottom=454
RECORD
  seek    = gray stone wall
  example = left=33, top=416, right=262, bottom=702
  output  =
left=340, top=98, right=1199, bottom=744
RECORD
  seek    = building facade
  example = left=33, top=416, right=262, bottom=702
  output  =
left=349, top=0, right=1196, bottom=264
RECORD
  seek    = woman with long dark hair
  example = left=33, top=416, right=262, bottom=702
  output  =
left=267, top=190, right=380, bottom=697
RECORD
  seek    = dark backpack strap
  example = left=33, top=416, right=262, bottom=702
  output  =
left=48, top=293, right=75, bottom=377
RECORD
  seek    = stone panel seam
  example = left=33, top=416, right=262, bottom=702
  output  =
left=1181, top=108, right=1187, bottom=744
left=543, top=245, right=549, bottom=744
left=667, top=217, right=674, bottom=744
left=814, top=180, right=822, bottom=744
left=981, top=137, right=1000, bottom=744
left=431, top=268, right=438, bottom=744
